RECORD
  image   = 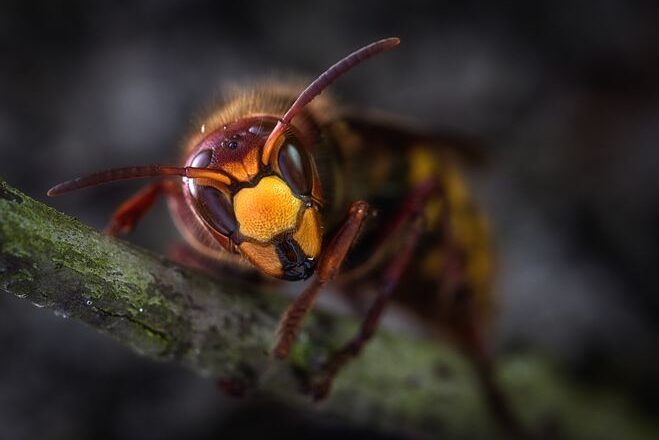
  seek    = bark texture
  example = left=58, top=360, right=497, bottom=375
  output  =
left=0, top=179, right=656, bottom=439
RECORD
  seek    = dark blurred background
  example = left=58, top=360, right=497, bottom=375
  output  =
left=1, top=1, right=658, bottom=439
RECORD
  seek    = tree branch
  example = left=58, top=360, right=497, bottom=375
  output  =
left=0, top=179, right=656, bottom=439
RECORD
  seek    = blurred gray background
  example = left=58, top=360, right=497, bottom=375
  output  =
left=1, top=0, right=658, bottom=439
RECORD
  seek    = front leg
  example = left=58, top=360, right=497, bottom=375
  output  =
left=311, top=180, right=438, bottom=399
left=312, top=216, right=426, bottom=400
left=105, top=181, right=175, bottom=236
left=273, top=201, right=370, bottom=359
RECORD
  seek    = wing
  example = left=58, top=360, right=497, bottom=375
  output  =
left=341, top=110, right=487, bottom=166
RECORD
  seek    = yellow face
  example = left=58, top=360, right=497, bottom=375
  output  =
left=186, top=117, right=322, bottom=280
left=234, top=176, right=321, bottom=279
left=234, top=176, right=302, bottom=243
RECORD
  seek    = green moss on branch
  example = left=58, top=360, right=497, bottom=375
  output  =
left=0, top=179, right=656, bottom=440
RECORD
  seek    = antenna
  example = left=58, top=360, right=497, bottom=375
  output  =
left=47, top=165, right=231, bottom=196
left=261, top=37, right=400, bottom=164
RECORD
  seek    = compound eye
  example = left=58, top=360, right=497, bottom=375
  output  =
left=193, top=185, right=238, bottom=237
left=191, top=149, right=212, bottom=168
left=186, top=149, right=213, bottom=197
left=277, top=141, right=312, bottom=196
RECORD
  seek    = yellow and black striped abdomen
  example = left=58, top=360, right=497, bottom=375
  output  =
left=408, top=146, right=494, bottom=317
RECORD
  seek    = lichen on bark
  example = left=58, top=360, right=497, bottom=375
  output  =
left=0, top=179, right=657, bottom=440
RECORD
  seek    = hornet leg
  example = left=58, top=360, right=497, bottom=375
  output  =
left=311, top=179, right=438, bottom=399
left=105, top=181, right=176, bottom=236
left=273, top=201, right=370, bottom=359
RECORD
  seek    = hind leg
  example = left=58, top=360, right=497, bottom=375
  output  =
left=429, top=221, right=529, bottom=438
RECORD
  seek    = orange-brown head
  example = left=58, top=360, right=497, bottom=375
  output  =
left=184, top=116, right=322, bottom=280
left=46, top=37, right=400, bottom=282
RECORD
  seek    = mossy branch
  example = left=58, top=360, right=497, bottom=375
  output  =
left=0, top=179, right=656, bottom=440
